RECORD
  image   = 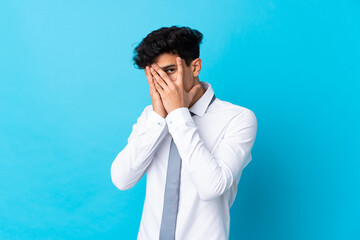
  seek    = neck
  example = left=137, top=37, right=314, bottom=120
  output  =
left=188, top=79, right=206, bottom=109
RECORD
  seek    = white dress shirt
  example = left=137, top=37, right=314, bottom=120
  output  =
left=111, top=81, right=257, bottom=240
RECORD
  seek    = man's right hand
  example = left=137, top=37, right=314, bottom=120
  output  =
left=145, top=66, right=167, bottom=118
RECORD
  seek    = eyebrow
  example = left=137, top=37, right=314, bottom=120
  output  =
left=160, top=64, right=176, bottom=70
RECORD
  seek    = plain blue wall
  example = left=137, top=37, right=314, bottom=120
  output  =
left=1, top=0, right=359, bottom=239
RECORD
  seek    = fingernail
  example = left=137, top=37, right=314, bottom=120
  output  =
left=152, top=63, right=156, bottom=67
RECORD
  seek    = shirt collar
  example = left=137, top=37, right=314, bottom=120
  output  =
left=189, top=81, right=215, bottom=118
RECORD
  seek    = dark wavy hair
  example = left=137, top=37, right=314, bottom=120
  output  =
left=132, top=25, right=203, bottom=69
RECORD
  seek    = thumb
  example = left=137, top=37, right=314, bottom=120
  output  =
left=188, top=83, right=202, bottom=96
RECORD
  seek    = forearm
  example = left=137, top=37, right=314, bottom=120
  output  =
left=111, top=109, right=167, bottom=190
left=166, top=108, right=257, bottom=201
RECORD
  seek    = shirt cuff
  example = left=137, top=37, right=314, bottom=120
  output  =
left=165, top=107, right=195, bottom=133
left=146, top=109, right=166, bottom=129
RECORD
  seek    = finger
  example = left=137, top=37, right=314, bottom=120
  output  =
left=151, top=63, right=174, bottom=88
left=145, top=66, right=156, bottom=91
left=154, top=78, right=164, bottom=95
left=150, top=67, right=168, bottom=91
left=176, top=57, right=183, bottom=85
left=188, top=83, right=202, bottom=96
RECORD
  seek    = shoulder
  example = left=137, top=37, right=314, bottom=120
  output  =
left=209, top=98, right=257, bottom=125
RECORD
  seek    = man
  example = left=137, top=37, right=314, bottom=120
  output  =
left=111, top=26, right=257, bottom=240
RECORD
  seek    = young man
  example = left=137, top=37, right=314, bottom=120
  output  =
left=111, top=26, right=257, bottom=240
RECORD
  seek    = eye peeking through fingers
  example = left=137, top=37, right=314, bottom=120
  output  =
left=166, top=69, right=176, bottom=74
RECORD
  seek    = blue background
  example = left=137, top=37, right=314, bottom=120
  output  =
left=1, top=0, right=359, bottom=239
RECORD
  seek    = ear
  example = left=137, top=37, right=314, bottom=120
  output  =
left=191, top=58, right=202, bottom=78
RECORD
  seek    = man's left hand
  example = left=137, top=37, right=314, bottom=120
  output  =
left=150, top=57, right=202, bottom=114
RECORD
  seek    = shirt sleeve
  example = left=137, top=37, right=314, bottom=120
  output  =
left=111, top=105, right=167, bottom=190
left=165, top=107, right=257, bottom=201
